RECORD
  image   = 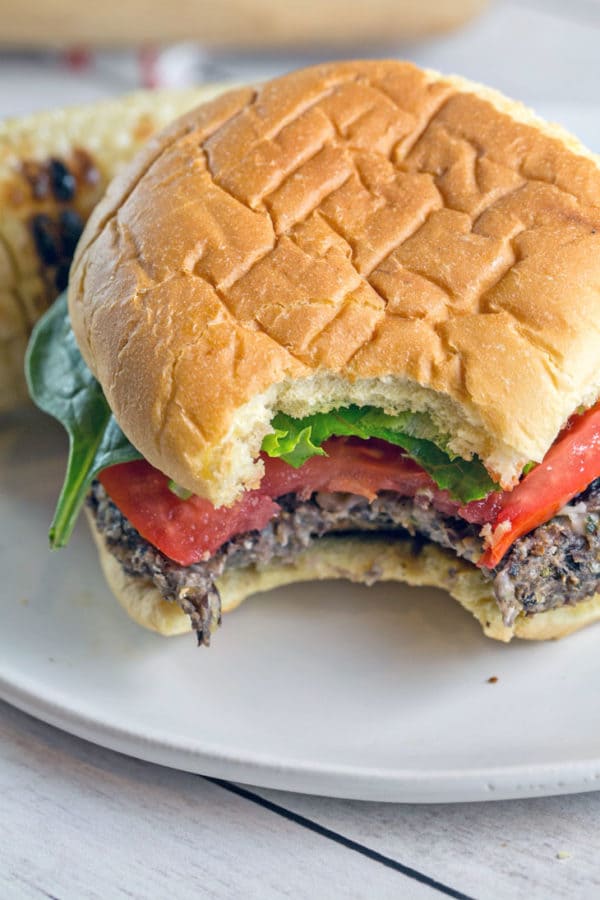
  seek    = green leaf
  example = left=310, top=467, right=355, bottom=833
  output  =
left=262, top=424, right=326, bottom=468
left=262, top=406, right=498, bottom=504
left=25, top=293, right=142, bottom=549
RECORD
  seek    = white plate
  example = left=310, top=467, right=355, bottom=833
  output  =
left=2, top=407, right=600, bottom=803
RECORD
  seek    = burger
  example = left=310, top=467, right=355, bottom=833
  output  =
left=26, top=61, right=600, bottom=646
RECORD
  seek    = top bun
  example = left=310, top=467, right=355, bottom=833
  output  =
left=69, top=61, right=600, bottom=507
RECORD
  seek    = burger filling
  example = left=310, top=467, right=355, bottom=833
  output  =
left=89, top=476, right=600, bottom=644
left=26, top=295, right=600, bottom=644
left=92, top=413, right=600, bottom=644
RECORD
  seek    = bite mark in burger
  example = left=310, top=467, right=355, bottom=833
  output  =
left=26, top=61, right=600, bottom=645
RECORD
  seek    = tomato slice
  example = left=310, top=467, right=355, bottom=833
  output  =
left=260, top=437, right=433, bottom=500
left=99, top=461, right=279, bottom=566
left=478, top=401, right=600, bottom=568
left=99, top=438, right=435, bottom=566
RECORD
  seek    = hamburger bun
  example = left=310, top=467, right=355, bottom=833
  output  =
left=70, top=60, right=600, bottom=509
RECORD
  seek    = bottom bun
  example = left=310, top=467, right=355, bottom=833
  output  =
left=86, top=511, right=600, bottom=642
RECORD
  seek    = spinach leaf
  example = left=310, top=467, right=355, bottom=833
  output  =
left=25, top=293, right=142, bottom=548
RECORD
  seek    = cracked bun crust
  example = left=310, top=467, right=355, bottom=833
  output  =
left=69, top=61, right=600, bottom=506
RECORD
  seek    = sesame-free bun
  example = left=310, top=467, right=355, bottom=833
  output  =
left=70, top=61, right=600, bottom=506
left=86, top=510, right=600, bottom=642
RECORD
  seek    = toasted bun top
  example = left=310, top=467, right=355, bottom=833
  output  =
left=70, top=61, right=600, bottom=506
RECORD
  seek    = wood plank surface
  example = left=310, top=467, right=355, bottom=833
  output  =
left=0, top=702, right=440, bottom=900
left=254, top=786, right=600, bottom=900
left=4, top=700, right=600, bottom=900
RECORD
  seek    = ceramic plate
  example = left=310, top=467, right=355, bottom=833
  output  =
left=2, top=103, right=599, bottom=803
left=2, top=408, right=600, bottom=803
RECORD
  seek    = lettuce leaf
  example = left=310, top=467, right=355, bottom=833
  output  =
left=261, top=407, right=498, bottom=503
left=262, top=424, right=326, bottom=468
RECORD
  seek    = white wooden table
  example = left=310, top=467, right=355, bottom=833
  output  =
left=3, top=3, right=600, bottom=897
left=3, top=699, right=600, bottom=899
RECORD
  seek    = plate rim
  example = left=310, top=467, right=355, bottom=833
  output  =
left=3, top=669, right=600, bottom=803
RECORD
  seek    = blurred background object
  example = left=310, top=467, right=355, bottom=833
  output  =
left=0, top=2, right=598, bottom=126
left=0, top=0, right=486, bottom=49
left=0, top=86, right=228, bottom=410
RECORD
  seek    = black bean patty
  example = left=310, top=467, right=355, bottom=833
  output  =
left=89, top=479, right=600, bottom=644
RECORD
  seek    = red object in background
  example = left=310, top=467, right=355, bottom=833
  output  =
left=139, top=46, right=159, bottom=89
left=63, top=47, right=92, bottom=71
